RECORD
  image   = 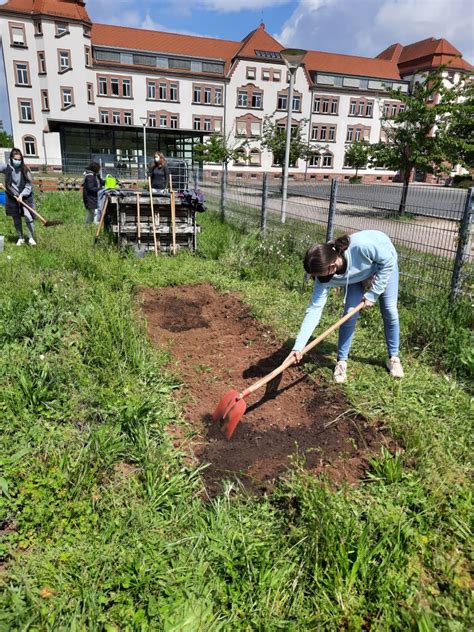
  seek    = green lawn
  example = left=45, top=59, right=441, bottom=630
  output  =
left=0, top=191, right=472, bottom=630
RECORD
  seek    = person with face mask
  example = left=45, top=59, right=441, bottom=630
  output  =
left=0, top=148, right=36, bottom=246
left=148, top=152, right=170, bottom=193
left=287, top=230, right=403, bottom=383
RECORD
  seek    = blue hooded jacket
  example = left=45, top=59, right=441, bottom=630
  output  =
left=293, top=230, right=398, bottom=352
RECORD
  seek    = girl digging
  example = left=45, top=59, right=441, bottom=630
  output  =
left=0, top=148, right=36, bottom=246
left=288, top=230, right=404, bottom=382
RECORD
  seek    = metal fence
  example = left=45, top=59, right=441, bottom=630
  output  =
left=201, top=173, right=473, bottom=303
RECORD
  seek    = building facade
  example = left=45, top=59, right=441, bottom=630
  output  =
left=0, top=0, right=471, bottom=181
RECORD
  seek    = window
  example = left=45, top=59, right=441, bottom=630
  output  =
left=148, top=113, right=157, bottom=127
left=320, top=126, right=327, bottom=141
left=193, top=117, right=201, bottom=131
left=313, top=97, right=320, bottom=113
left=309, top=154, right=320, bottom=167
left=204, top=118, right=211, bottom=131
left=358, top=101, right=364, bottom=116
left=292, top=95, right=301, bottom=111
left=328, top=126, right=336, bottom=141
left=322, top=97, right=330, bottom=113
left=19, top=99, right=33, bottom=122
left=122, top=79, right=131, bottom=97
left=214, top=88, right=222, bottom=105
left=311, top=126, right=318, bottom=141
left=111, top=78, right=119, bottom=96
left=366, top=101, right=373, bottom=116
left=262, top=69, right=270, bottom=81
left=10, top=24, right=26, bottom=47
left=346, top=127, right=354, bottom=142
left=160, top=114, right=167, bottom=127
left=159, top=82, right=167, bottom=100
left=251, top=121, right=261, bottom=136
left=170, top=115, right=178, bottom=129
left=98, top=77, right=107, bottom=95
left=214, top=118, right=222, bottom=133
left=61, top=87, right=74, bottom=109
left=249, top=149, right=261, bottom=165
left=111, top=111, right=120, bottom=124
left=34, top=20, right=42, bottom=36
left=55, top=22, right=69, bottom=37
left=147, top=81, right=156, bottom=100
left=202, top=61, right=223, bottom=73
left=277, top=94, right=287, bottom=110
left=58, top=50, right=71, bottom=73
left=237, top=90, right=247, bottom=107
left=41, top=89, right=49, bottom=111
left=83, top=25, right=91, bottom=37
left=87, top=82, right=94, bottom=104
left=194, top=86, right=201, bottom=103
left=331, top=99, right=338, bottom=114
left=349, top=100, right=357, bottom=115
left=236, top=120, right=247, bottom=136
left=246, top=67, right=256, bottom=80
left=273, top=70, right=281, bottom=81
left=168, top=57, right=191, bottom=70
left=23, top=136, right=37, bottom=157
left=349, top=98, right=374, bottom=117
left=124, top=111, right=132, bottom=125
left=203, top=87, right=211, bottom=104
left=100, top=110, right=109, bottom=124
left=15, top=62, right=29, bottom=86
left=85, top=46, right=91, bottom=67
left=252, top=91, right=262, bottom=108
left=38, top=51, right=46, bottom=74
left=170, top=83, right=178, bottom=101
left=322, top=152, right=333, bottom=168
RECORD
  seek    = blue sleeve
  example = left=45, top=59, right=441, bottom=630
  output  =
left=292, top=281, right=329, bottom=351
left=361, top=243, right=397, bottom=303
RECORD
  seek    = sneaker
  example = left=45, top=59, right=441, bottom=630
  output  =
left=16, top=238, right=25, bottom=246
left=28, top=237, right=37, bottom=246
left=386, top=357, right=404, bottom=378
left=334, top=360, right=348, bottom=384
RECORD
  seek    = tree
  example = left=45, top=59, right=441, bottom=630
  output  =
left=259, top=116, right=318, bottom=183
left=0, top=131, right=13, bottom=148
left=369, top=68, right=469, bottom=214
left=194, top=132, right=248, bottom=180
left=344, top=141, right=370, bottom=180
left=445, top=79, right=474, bottom=169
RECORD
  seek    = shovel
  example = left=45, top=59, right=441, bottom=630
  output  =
left=169, top=174, right=177, bottom=255
left=213, top=301, right=365, bottom=440
left=148, top=177, right=159, bottom=258
left=133, top=192, right=146, bottom=258
left=0, top=184, right=63, bottom=227
left=93, top=197, right=110, bottom=245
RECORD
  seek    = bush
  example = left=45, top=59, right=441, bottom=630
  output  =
left=452, top=174, right=473, bottom=188
left=349, top=176, right=362, bottom=184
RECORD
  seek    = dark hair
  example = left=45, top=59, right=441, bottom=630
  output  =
left=87, top=161, right=101, bottom=174
left=303, top=235, right=350, bottom=275
left=10, top=147, right=29, bottom=177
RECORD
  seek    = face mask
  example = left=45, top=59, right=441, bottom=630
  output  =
left=154, top=158, right=160, bottom=164
left=12, top=159, right=22, bottom=168
left=316, top=274, right=335, bottom=284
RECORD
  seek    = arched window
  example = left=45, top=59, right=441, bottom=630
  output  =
left=309, top=154, right=320, bottom=167
left=249, top=148, right=261, bottom=166
left=321, top=151, right=333, bottom=168
left=23, top=135, right=37, bottom=157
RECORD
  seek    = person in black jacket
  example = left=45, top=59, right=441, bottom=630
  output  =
left=148, top=152, right=170, bottom=192
left=83, top=161, right=104, bottom=224
left=0, top=148, right=36, bottom=246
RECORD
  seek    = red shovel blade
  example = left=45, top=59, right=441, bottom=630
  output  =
left=212, top=389, right=240, bottom=423
left=221, top=398, right=247, bottom=440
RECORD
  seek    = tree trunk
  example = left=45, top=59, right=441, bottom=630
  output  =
left=355, top=165, right=359, bottom=178
left=398, top=167, right=412, bottom=216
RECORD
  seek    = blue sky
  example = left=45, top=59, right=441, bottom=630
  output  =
left=1, top=0, right=473, bottom=133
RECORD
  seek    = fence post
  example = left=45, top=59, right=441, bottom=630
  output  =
left=326, top=178, right=338, bottom=242
left=260, top=173, right=268, bottom=235
left=220, top=168, right=226, bottom=222
left=450, top=187, right=473, bottom=302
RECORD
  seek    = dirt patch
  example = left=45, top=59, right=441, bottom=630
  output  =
left=140, top=284, right=391, bottom=495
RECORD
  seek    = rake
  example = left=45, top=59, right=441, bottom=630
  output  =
left=212, top=301, right=365, bottom=440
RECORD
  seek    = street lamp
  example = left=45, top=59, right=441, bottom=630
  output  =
left=280, top=48, right=307, bottom=223
left=139, top=116, right=148, bottom=179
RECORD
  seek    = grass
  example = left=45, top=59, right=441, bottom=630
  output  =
left=0, top=191, right=472, bottom=630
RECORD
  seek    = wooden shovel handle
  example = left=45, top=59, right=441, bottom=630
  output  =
left=241, top=301, right=365, bottom=399
left=94, top=197, right=109, bottom=243
left=0, top=184, right=48, bottom=224
left=136, top=192, right=141, bottom=240
left=148, top=177, right=158, bottom=257
left=169, top=174, right=177, bottom=255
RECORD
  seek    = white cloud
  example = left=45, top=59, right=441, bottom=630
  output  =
left=197, top=0, right=290, bottom=10
left=276, top=0, right=474, bottom=61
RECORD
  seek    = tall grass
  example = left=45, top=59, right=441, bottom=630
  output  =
left=0, top=193, right=471, bottom=629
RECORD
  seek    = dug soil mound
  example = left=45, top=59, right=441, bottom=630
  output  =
left=140, top=284, right=391, bottom=495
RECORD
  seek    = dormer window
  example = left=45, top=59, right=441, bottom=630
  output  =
left=34, top=20, right=42, bottom=36
left=55, top=22, right=69, bottom=37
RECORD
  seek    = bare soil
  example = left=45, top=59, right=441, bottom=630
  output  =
left=140, top=284, right=391, bottom=495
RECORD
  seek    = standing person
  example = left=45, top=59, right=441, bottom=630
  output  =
left=82, top=161, right=104, bottom=224
left=288, top=230, right=404, bottom=382
left=0, top=148, right=36, bottom=246
left=148, top=152, right=170, bottom=192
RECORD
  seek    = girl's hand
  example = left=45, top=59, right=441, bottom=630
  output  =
left=363, top=298, right=375, bottom=308
left=286, top=350, right=303, bottom=364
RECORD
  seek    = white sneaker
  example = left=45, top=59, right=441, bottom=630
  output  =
left=16, top=238, right=25, bottom=246
left=334, top=360, right=348, bottom=384
left=386, top=357, right=404, bottom=378
left=28, top=237, right=37, bottom=246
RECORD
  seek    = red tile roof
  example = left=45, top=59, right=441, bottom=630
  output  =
left=377, top=37, right=473, bottom=74
left=303, top=50, right=402, bottom=80
left=232, top=22, right=282, bottom=59
left=0, top=0, right=90, bottom=22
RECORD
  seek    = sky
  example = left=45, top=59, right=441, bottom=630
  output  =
left=1, top=0, right=473, bottom=133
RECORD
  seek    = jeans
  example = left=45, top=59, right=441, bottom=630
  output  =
left=13, top=210, right=35, bottom=239
left=337, top=266, right=400, bottom=361
left=86, top=208, right=100, bottom=224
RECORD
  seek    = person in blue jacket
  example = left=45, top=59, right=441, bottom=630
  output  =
left=288, top=230, right=404, bottom=382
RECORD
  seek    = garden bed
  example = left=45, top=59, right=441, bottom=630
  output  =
left=140, top=283, right=392, bottom=494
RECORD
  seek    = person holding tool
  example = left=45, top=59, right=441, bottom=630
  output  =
left=82, top=161, right=104, bottom=224
left=148, top=152, right=169, bottom=193
left=288, top=230, right=404, bottom=382
left=0, top=148, right=36, bottom=246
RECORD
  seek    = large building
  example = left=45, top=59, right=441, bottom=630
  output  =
left=0, top=0, right=472, bottom=181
